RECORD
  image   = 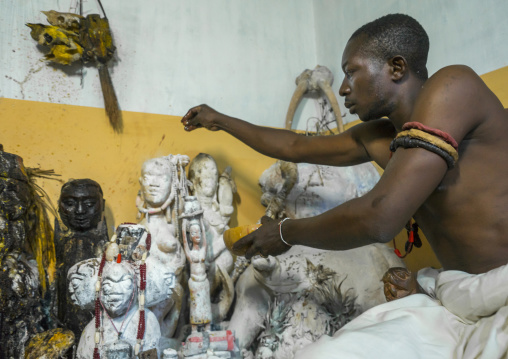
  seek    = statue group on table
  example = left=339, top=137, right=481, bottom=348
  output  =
left=1, top=146, right=408, bottom=358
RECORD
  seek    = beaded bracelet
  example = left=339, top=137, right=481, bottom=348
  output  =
left=278, top=218, right=292, bottom=247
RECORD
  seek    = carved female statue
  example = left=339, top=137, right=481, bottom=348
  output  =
left=76, top=261, right=161, bottom=358
left=181, top=197, right=212, bottom=333
left=136, top=156, right=188, bottom=268
left=136, top=155, right=188, bottom=338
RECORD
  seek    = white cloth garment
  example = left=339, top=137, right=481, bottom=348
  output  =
left=295, top=263, right=508, bottom=359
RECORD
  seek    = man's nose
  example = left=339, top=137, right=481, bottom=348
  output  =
left=339, top=77, right=350, bottom=97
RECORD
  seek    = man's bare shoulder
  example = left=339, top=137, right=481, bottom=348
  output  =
left=422, top=65, right=486, bottom=103
left=411, top=65, right=494, bottom=144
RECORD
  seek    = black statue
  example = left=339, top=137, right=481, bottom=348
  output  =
left=55, top=179, right=109, bottom=338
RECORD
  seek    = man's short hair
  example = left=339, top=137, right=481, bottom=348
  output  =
left=350, top=14, right=429, bottom=80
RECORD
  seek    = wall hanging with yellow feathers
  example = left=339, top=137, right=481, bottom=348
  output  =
left=26, top=1, right=123, bottom=133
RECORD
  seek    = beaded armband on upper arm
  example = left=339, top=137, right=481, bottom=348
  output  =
left=389, top=122, right=459, bottom=169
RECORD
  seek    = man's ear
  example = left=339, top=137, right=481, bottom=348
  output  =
left=389, top=55, right=408, bottom=81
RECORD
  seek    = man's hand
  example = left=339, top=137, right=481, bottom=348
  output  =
left=181, top=104, right=223, bottom=132
left=232, top=216, right=292, bottom=260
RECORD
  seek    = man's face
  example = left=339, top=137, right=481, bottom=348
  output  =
left=140, top=162, right=172, bottom=207
left=339, top=36, right=395, bottom=122
left=59, top=184, right=103, bottom=232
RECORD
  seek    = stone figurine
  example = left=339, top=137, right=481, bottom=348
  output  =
left=136, top=155, right=188, bottom=338
left=76, top=261, right=163, bottom=358
left=55, top=178, right=109, bottom=338
left=70, top=223, right=177, bottom=358
left=187, top=153, right=236, bottom=324
left=188, top=155, right=235, bottom=281
left=181, top=197, right=212, bottom=333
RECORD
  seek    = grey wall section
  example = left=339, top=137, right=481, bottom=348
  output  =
left=313, top=0, right=508, bottom=125
left=1, top=0, right=508, bottom=129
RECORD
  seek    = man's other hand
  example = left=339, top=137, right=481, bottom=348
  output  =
left=233, top=216, right=292, bottom=260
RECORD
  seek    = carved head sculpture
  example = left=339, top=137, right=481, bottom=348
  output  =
left=188, top=153, right=219, bottom=198
left=139, top=157, right=173, bottom=208
left=100, top=261, right=137, bottom=318
left=0, top=150, right=31, bottom=260
left=58, top=179, right=104, bottom=232
left=68, top=258, right=100, bottom=310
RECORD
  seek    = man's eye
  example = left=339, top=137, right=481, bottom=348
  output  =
left=85, top=200, right=96, bottom=208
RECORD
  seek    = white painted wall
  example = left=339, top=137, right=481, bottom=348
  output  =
left=313, top=0, right=508, bottom=125
left=1, top=0, right=508, bottom=129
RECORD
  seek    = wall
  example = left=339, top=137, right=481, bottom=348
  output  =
left=313, top=0, right=508, bottom=125
left=0, top=0, right=318, bottom=129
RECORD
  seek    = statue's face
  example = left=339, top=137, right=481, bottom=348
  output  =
left=101, top=264, right=136, bottom=317
left=0, top=178, right=30, bottom=221
left=194, top=159, right=218, bottom=198
left=59, top=184, right=103, bottom=232
left=189, top=223, right=201, bottom=245
left=140, top=161, right=172, bottom=207
left=68, top=262, right=96, bottom=308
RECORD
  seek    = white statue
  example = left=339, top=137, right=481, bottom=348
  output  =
left=228, top=161, right=406, bottom=355
left=136, top=155, right=188, bottom=337
left=181, top=197, right=212, bottom=333
left=76, top=261, right=161, bottom=358
left=187, top=153, right=236, bottom=324
left=188, top=153, right=236, bottom=287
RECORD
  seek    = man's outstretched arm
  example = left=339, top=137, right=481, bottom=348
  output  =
left=181, top=104, right=395, bottom=167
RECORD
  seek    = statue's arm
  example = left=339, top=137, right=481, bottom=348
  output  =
left=181, top=219, right=191, bottom=262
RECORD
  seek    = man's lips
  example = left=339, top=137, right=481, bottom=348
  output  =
left=345, top=102, right=356, bottom=114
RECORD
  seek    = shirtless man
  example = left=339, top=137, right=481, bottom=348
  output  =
left=181, top=14, right=508, bottom=276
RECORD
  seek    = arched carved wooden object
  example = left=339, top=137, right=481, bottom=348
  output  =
left=285, top=65, right=344, bottom=133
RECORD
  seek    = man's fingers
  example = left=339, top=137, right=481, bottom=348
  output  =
left=232, top=233, right=254, bottom=252
left=244, top=245, right=259, bottom=260
left=182, top=106, right=201, bottom=121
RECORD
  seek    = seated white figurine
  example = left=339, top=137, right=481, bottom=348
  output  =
left=76, top=261, right=162, bottom=358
